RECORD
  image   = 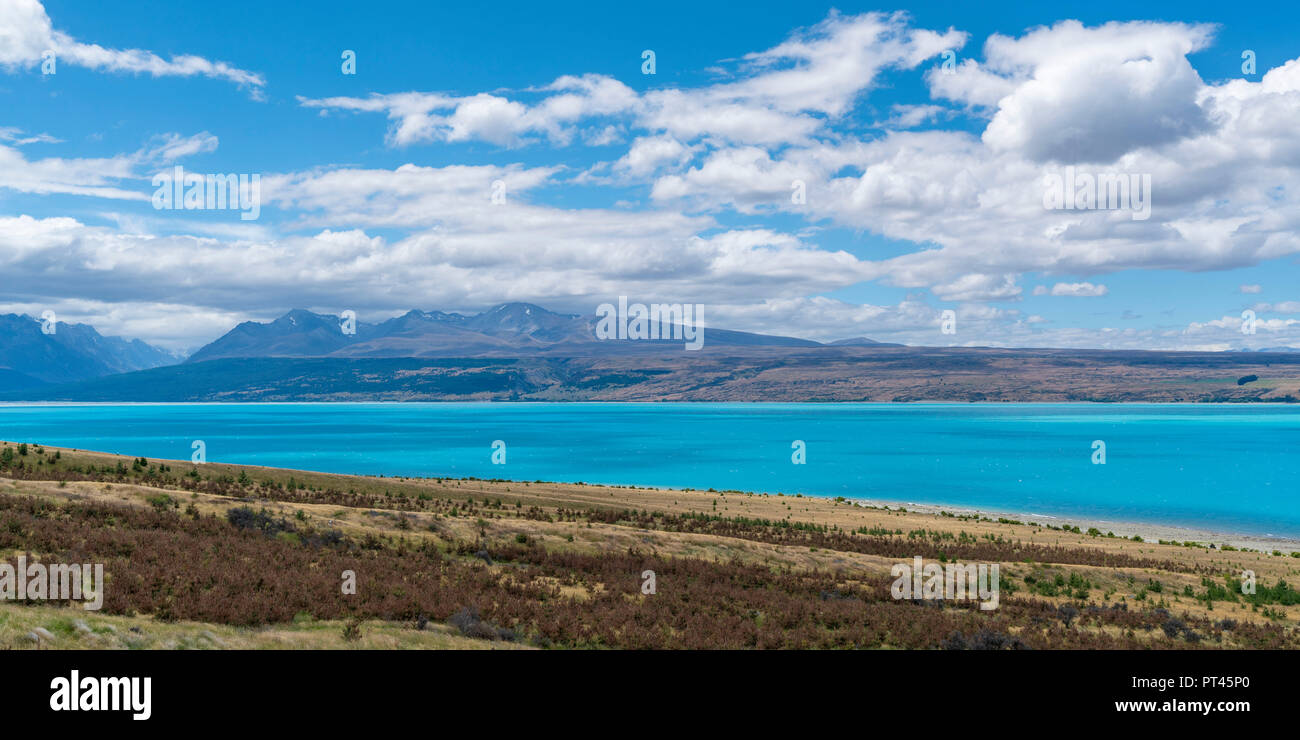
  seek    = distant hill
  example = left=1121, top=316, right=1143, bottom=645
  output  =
left=0, top=368, right=46, bottom=390
left=0, top=314, right=177, bottom=385
left=829, top=337, right=904, bottom=347
left=187, top=303, right=824, bottom=362
left=0, top=357, right=529, bottom=402
left=5, top=346, right=1300, bottom=403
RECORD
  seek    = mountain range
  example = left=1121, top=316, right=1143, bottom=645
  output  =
left=0, top=313, right=178, bottom=388
left=186, top=303, right=844, bottom=363
left=4, top=304, right=1299, bottom=403
left=0, top=303, right=897, bottom=388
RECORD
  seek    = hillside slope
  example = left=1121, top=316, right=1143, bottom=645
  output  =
left=1, top=442, right=1297, bottom=649
left=5, top=347, right=1300, bottom=402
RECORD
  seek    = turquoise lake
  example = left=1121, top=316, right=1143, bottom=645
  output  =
left=1, top=403, right=1297, bottom=538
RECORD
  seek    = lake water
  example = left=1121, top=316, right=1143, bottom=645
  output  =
left=1, top=402, right=1297, bottom=539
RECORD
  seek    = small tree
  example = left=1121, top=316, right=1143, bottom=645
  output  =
left=342, top=616, right=363, bottom=643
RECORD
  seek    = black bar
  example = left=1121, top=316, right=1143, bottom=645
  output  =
left=2, top=648, right=1285, bottom=727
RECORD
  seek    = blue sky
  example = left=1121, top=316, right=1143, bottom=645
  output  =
left=2, top=0, right=1299, bottom=352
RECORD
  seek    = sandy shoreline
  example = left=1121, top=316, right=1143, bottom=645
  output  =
left=586, top=474, right=1300, bottom=553
left=847, top=497, right=1300, bottom=554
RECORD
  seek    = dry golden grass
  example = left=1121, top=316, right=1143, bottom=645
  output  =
left=0, top=600, right=530, bottom=650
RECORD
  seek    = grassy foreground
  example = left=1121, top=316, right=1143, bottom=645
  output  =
left=2, top=440, right=1298, bottom=649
